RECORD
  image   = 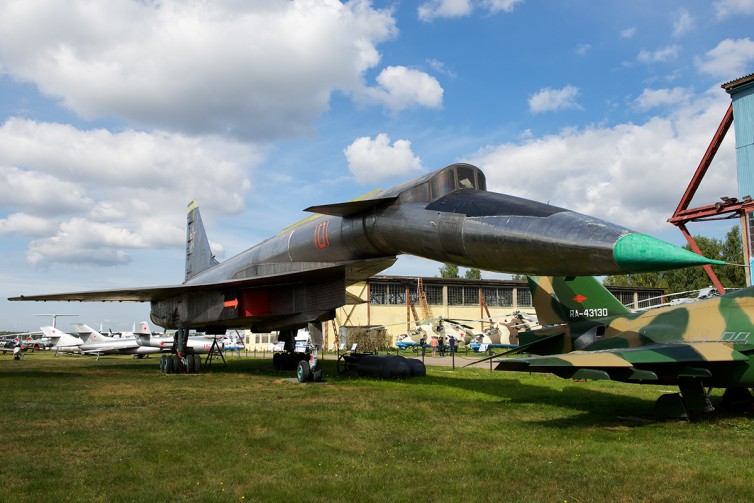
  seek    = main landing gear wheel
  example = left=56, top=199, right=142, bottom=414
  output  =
left=165, top=355, right=175, bottom=374
left=297, top=359, right=311, bottom=383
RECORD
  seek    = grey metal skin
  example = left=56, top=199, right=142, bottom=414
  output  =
left=9, top=163, right=716, bottom=348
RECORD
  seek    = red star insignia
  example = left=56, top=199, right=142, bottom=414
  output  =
left=572, top=294, right=588, bottom=304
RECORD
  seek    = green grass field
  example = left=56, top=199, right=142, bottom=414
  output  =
left=1, top=352, right=752, bottom=502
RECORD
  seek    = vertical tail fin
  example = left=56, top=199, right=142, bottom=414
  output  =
left=71, top=323, right=108, bottom=343
left=185, top=201, right=219, bottom=282
left=527, top=276, right=631, bottom=325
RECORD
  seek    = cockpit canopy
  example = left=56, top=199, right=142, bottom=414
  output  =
left=384, top=163, right=487, bottom=203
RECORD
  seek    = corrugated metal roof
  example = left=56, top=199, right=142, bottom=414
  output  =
left=722, top=73, right=754, bottom=92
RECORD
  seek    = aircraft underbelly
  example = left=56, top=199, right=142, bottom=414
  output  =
left=150, top=275, right=346, bottom=332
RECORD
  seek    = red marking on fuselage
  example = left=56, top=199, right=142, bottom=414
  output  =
left=572, top=294, right=588, bottom=304
left=314, top=221, right=330, bottom=249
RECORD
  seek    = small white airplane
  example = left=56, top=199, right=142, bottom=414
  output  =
left=40, top=326, right=84, bottom=353
left=133, top=322, right=223, bottom=354
left=71, top=324, right=163, bottom=358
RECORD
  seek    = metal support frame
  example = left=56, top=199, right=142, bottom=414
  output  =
left=668, top=104, right=754, bottom=292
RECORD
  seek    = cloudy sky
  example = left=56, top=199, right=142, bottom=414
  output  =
left=1, top=0, right=753, bottom=331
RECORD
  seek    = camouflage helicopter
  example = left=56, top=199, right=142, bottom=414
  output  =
left=483, top=276, right=754, bottom=418
left=469, top=311, right=539, bottom=352
left=394, top=317, right=476, bottom=351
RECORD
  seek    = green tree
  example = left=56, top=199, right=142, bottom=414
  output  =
left=464, top=268, right=482, bottom=279
left=439, top=263, right=459, bottom=278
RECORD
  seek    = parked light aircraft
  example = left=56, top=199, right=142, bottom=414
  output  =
left=72, top=324, right=162, bottom=358
left=490, top=276, right=754, bottom=418
left=9, top=163, right=724, bottom=373
left=39, top=326, right=84, bottom=353
left=132, top=322, right=223, bottom=354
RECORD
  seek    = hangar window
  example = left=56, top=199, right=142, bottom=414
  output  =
left=425, top=285, right=443, bottom=305
left=463, top=287, right=479, bottom=305
left=448, top=286, right=464, bottom=305
left=517, top=288, right=532, bottom=307
left=481, top=287, right=497, bottom=306
left=388, top=283, right=405, bottom=305
left=370, top=283, right=388, bottom=304
left=498, top=288, right=513, bottom=307
left=616, top=291, right=634, bottom=306
left=637, top=291, right=661, bottom=308
left=483, top=287, right=512, bottom=306
left=407, top=285, right=418, bottom=305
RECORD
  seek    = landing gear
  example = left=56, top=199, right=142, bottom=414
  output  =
left=655, top=378, right=714, bottom=420
left=160, top=351, right=203, bottom=375
left=296, top=358, right=322, bottom=383
left=296, top=359, right=311, bottom=382
left=159, top=328, right=205, bottom=375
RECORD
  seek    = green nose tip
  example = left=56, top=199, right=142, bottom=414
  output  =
left=614, top=234, right=726, bottom=273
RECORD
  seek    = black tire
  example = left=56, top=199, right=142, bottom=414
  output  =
left=272, top=352, right=281, bottom=370
left=172, top=355, right=180, bottom=373
left=165, top=354, right=175, bottom=374
left=297, top=359, right=311, bottom=383
left=312, top=365, right=323, bottom=382
left=160, top=355, right=167, bottom=372
left=186, top=353, right=196, bottom=373
left=194, top=354, right=202, bottom=374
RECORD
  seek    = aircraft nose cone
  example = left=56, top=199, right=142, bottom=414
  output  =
left=613, top=233, right=726, bottom=273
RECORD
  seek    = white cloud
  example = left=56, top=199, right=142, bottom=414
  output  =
left=621, top=27, right=637, bottom=39
left=634, top=87, right=692, bottom=111
left=418, top=0, right=472, bottom=21
left=714, top=0, right=754, bottom=19
left=637, top=45, right=680, bottom=64
left=0, top=118, right=262, bottom=266
left=482, top=0, right=525, bottom=14
left=343, top=134, right=424, bottom=184
left=0, top=0, right=398, bottom=140
left=417, top=0, right=522, bottom=21
left=575, top=44, right=591, bottom=56
left=360, top=66, right=444, bottom=112
left=471, top=90, right=736, bottom=233
left=0, top=213, right=56, bottom=237
left=528, top=85, right=582, bottom=113
left=672, top=8, right=694, bottom=38
left=695, top=38, right=754, bottom=78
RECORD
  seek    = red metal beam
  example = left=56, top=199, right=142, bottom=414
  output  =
left=677, top=224, right=725, bottom=294
left=672, top=103, right=733, bottom=218
left=668, top=200, right=754, bottom=224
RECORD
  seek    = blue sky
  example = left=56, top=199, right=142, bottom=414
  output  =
left=1, top=0, right=754, bottom=331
